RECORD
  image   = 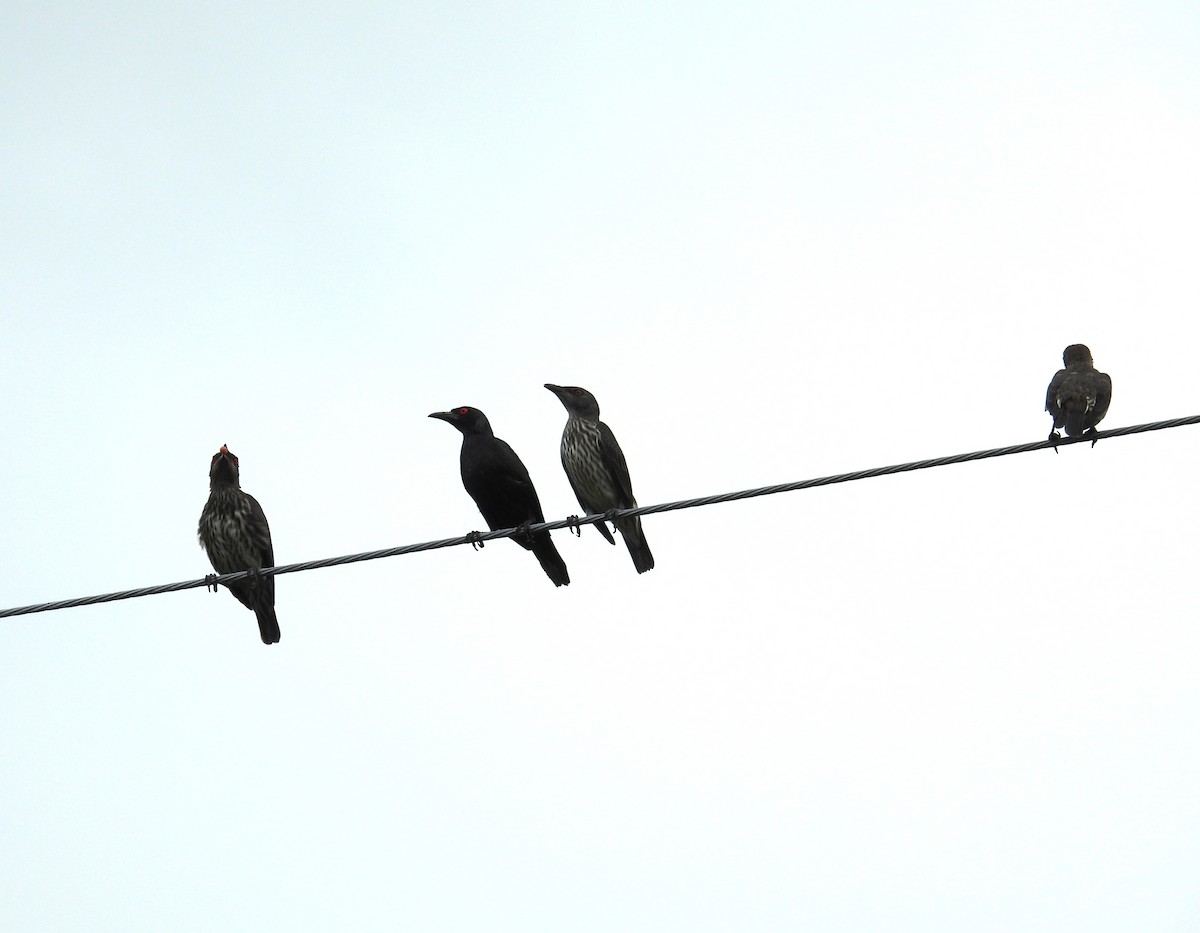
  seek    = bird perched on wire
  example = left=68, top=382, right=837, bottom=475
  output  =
left=429, top=406, right=570, bottom=587
left=545, top=384, right=654, bottom=574
left=1046, top=344, right=1112, bottom=449
left=198, top=445, right=280, bottom=644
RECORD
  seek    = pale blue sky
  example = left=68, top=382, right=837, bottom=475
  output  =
left=2, top=2, right=1199, bottom=931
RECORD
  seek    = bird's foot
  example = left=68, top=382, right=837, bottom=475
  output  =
left=466, top=530, right=486, bottom=551
left=513, top=520, right=536, bottom=545
left=1088, top=428, right=1100, bottom=448
left=204, top=573, right=220, bottom=593
left=1048, top=430, right=1061, bottom=454
left=566, top=515, right=582, bottom=537
left=604, top=508, right=622, bottom=532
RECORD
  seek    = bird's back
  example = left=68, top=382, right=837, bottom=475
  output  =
left=1052, top=367, right=1111, bottom=435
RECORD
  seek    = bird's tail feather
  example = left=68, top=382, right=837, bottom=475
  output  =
left=617, top=518, right=655, bottom=574
left=532, top=536, right=570, bottom=587
left=255, top=602, right=281, bottom=645
left=1064, top=409, right=1088, bottom=437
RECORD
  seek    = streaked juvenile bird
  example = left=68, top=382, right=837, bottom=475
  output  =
left=429, top=406, right=570, bottom=587
left=545, top=383, right=654, bottom=574
left=198, top=445, right=280, bottom=645
left=1046, top=344, right=1112, bottom=447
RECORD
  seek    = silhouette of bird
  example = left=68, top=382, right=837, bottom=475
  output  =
left=545, top=384, right=654, bottom=574
left=1046, top=344, right=1112, bottom=448
left=429, top=406, right=570, bottom=587
left=198, top=445, right=280, bottom=644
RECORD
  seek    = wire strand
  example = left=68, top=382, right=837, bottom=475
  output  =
left=3, top=415, right=1197, bottom=619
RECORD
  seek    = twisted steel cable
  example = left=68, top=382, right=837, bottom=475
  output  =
left=3, top=415, right=1197, bottom=619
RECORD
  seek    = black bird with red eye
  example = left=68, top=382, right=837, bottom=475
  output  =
left=429, top=406, right=570, bottom=587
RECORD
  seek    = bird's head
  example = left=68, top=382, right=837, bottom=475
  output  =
left=1063, top=344, right=1094, bottom=367
left=545, top=384, right=601, bottom=420
left=209, top=444, right=241, bottom=485
left=428, top=406, right=494, bottom=436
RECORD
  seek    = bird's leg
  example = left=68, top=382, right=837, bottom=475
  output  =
left=1048, top=430, right=1061, bottom=454
left=204, top=573, right=220, bottom=593
left=1088, top=427, right=1100, bottom=448
left=604, top=508, right=622, bottom=532
left=465, top=531, right=486, bottom=550
left=566, top=515, right=582, bottom=537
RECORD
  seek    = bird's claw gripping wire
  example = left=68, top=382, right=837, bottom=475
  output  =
left=566, top=515, right=583, bottom=537
left=512, top=520, right=536, bottom=546
left=1048, top=430, right=1061, bottom=454
left=465, top=531, right=485, bottom=551
left=204, top=573, right=220, bottom=593
left=603, top=508, right=622, bottom=532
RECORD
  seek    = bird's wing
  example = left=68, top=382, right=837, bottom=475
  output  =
left=245, top=493, right=275, bottom=602
left=245, top=493, right=274, bottom=567
left=1094, top=372, right=1113, bottom=418
left=599, top=421, right=637, bottom=508
left=1045, top=369, right=1066, bottom=415
left=497, top=467, right=544, bottom=515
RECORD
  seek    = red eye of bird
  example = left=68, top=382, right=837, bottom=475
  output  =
left=457, top=407, right=469, bottom=415
left=572, top=389, right=583, bottom=396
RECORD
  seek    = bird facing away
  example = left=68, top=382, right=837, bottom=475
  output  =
left=429, top=406, right=570, bottom=587
left=1045, top=344, right=1112, bottom=447
left=198, top=445, right=280, bottom=644
left=545, top=384, right=654, bottom=574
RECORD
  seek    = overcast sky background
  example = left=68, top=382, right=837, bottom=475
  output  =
left=2, top=1, right=1199, bottom=930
